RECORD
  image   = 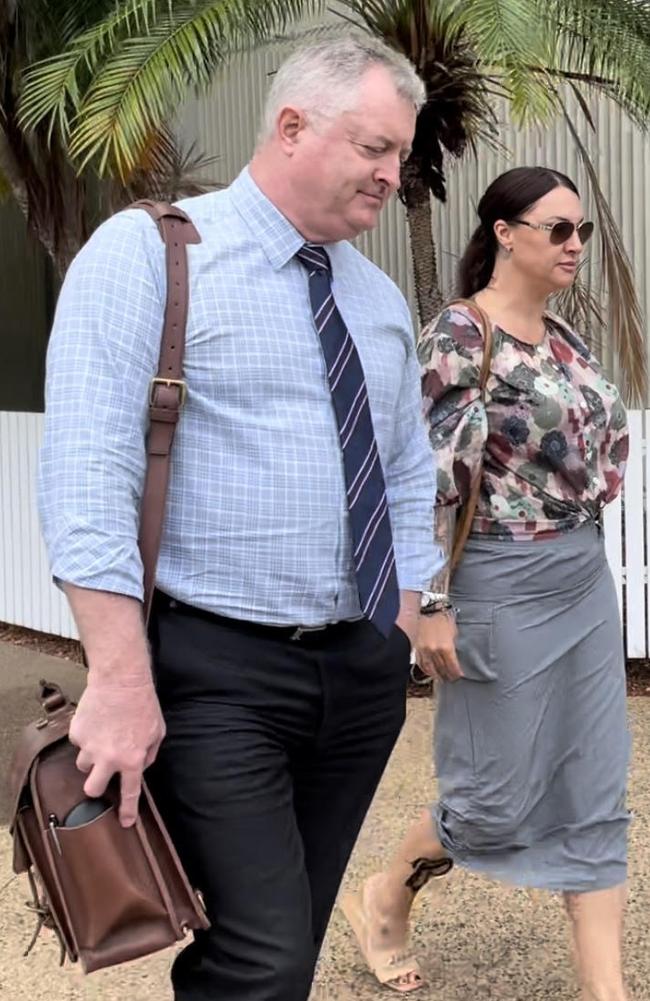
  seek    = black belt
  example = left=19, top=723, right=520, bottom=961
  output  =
left=154, top=590, right=364, bottom=643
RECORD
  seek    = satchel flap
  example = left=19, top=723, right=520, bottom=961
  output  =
left=7, top=688, right=75, bottom=835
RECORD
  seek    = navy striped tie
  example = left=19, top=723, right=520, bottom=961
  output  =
left=296, top=244, right=399, bottom=638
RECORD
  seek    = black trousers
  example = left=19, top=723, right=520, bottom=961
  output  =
left=147, top=592, right=411, bottom=1001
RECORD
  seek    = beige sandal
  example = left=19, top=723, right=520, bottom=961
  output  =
left=339, top=883, right=425, bottom=994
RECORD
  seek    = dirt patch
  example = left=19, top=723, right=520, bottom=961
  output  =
left=626, top=660, right=650, bottom=696
left=0, top=622, right=83, bottom=664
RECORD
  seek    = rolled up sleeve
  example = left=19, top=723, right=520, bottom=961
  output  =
left=38, top=211, right=165, bottom=599
left=384, top=316, right=442, bottom=591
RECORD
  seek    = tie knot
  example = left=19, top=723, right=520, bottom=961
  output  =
left=296, top=244, right=331, bottom=274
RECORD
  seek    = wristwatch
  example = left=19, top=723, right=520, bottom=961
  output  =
left=420, top=591, right=455, bottom=616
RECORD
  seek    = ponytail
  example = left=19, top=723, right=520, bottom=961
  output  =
left=457, top=224, right=496, bottom=298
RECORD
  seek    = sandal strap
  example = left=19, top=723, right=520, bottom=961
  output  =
left=373, top=950, right=422, bottom=985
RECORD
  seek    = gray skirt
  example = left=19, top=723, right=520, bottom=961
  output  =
left=433, top=521, right=631, bottom=892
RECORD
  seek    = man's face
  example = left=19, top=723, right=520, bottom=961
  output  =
left=284, top=65, right=417, bottom=243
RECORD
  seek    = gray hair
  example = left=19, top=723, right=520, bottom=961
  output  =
left=259, top=34, right=425, bottom=144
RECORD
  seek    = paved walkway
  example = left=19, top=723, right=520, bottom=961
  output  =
left=1, top=641, right=648, bottom=999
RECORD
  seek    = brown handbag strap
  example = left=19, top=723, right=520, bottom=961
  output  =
left=128, top=200, right=201, bottom=623
left=446, top=298, right=494, bottom=572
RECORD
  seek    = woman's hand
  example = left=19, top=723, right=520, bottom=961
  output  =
left=415, top=611, right=463, bottom=682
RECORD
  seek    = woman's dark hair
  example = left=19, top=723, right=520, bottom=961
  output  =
left=457, top=167, right=580, bottom=297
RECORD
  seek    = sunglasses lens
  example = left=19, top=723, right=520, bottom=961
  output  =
left=549, top=221, right=594, bottom=244
left=578, top=222, right=594, bottom=244
left=550, top=222, right=574, bottom=244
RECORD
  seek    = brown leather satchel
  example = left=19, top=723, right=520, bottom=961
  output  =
left=7, top=200, right=209, bottom=973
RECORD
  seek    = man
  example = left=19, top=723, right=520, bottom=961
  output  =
left=39, top=34, right=435, bottom=1001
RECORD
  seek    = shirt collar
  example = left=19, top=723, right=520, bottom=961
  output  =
left=230, top=166, right=306, bottom=270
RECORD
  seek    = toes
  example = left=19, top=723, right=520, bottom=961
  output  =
left=393, top=971, right=423, bottom=993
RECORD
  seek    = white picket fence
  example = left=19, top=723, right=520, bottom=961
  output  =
left=1, top=410, right=649, bottom=656
left=0, top=412, right=78, bottom=638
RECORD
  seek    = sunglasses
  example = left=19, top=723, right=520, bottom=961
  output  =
left=513, top=219, right=594, bottom=245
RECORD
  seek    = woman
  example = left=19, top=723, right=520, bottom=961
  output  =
left=341, top=167, right=631, bottom=1000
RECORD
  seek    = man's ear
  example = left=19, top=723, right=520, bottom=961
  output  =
left=276, top=106, right=307, bottom=155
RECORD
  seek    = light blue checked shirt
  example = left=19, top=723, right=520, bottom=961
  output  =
left=39, top=167, right=437, bottom=627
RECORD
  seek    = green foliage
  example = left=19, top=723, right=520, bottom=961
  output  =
left=4, top=0, right=650, bottom=395
left=19, top=1, right=317, bottom=178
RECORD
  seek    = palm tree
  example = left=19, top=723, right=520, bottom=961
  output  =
left=0, top=0, right=104, bottom=273
left=17, top=0, right=650, bottom=399
left=0, top=1, right=224, bottom=275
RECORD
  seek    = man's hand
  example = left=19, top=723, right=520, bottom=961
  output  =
left=415, top=611, right=463, bottom=682
left=62, top=585, right=165, bottom=828
left=70, top=677, right=166, bottom=827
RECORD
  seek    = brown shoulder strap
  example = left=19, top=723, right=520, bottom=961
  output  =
left=128, top=200, right=202, bottom=622
left=446, top=298, right=493, bottom=393
left=444, top=298, right=493, bottom=571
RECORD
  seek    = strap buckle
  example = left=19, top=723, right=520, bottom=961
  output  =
left=149, top=377, right=187, bottom=407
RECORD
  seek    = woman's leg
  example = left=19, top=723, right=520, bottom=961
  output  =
left=340, top=808, right=451, bottom=992
left=368, top=808, right=449, bottom=923
left=564, top=884, right=628, bottom=1001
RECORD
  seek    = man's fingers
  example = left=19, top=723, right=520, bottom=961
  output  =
left=119, top=770, right=143, bottom=828
left=82, top=762, right=114, bottom=799
left=75, top=748, right=94, bottom=774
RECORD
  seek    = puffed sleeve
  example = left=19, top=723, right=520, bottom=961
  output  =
left=417, top=305, right=489, bottom=508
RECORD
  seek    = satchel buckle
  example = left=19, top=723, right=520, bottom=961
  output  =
left=149, top=378, right=187, bottom=407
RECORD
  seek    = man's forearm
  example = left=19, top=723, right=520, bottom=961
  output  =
left=63, top=584, right=151, bottom=682
left=429, top=505, right=456, bottom=594
left=397, top=588, right=421, bottom=646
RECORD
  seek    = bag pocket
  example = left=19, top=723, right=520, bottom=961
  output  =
left=454, top=600, right=497, bottom=682
left=49, top=806, right=170, bottom=953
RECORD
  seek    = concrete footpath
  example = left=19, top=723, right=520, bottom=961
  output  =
left=0, top=641, right=648, bottom=1000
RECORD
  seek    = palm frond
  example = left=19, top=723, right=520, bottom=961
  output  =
left=553, top=84, right=647, bottom=405
left=110, top=128, right=224, bottom=208
left=18, top=53, right=83, bottom=142
left=58, top=0, right=123, bottom=43
left=18, top=0, right=163, bottom=139
left=21, top=0, right=312, bottom=176
left=552, top=259, right=606, bottom=356
left=447, top=0, right=558, bottom=123
left=546, top=0, right=650, bottom=126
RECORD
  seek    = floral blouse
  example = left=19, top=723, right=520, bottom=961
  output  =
left=418, top=304, right=629, bottom=540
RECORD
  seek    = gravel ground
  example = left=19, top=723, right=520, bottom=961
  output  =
left=1, top=641, right=649, bottom=1000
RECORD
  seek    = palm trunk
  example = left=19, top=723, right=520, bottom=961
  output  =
left=403, top=174, right=443, bottom=334
left=0, top=125, right=89, bottom=277
left=0, top=13, right=89, bottom=280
